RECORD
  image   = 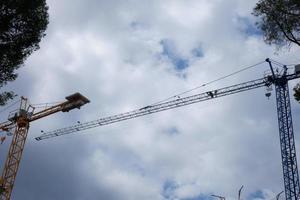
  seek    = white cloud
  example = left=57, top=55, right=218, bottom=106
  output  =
left=1, top=0, right=300, bottom=200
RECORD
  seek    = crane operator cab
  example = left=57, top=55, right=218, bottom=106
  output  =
left=7, top=97, right=35, bottom=123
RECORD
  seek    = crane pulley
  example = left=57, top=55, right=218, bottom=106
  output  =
left=0, top=93, right=89, bottom=200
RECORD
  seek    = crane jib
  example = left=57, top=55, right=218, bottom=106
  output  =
left=27, top=65, right=300, bottom=200
left=35, top=72, right=300, bottom=141
left=36, top=72, right=300, bottom=141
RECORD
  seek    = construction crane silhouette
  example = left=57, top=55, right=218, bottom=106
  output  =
left=0, top=93, right=89, bottom=200
left=36, top=59, right=299, bottom=200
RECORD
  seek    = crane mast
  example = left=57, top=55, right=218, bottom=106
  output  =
left=0, top=97, right=31, bottom=200
left=275, top=81, right=299, bottom=200
left=266, top=59, right=300, bottom=200
left=0, top=93, right=89, bottom=200
left=36, top=60, right=300, bottom=200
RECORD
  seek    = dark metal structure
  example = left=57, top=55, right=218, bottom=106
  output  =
left=36, top=60, right=300, bottom=200
left=266, top=59, right=300, bottom=200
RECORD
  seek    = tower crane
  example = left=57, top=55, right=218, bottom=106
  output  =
left=0, top=92, right=89, bottom=200
left=36, top=59, right=299, bottom=200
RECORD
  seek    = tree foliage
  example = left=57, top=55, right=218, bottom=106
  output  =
left=0, top=0, right=49, bottom=105
left=294, top=83, right=300, bottom=103
left=253, top=0, right=300, bottom=102
left=253, top=0, right=300, bottom=47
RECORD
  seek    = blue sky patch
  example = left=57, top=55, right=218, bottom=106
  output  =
left=129, top=21, right=146, bottom=30
left=191, top=46, right=204, bottom=58
left=248, top=190, right=264, bottom=200
left=160, top=39, right=190, bottom=71
left=130, top=21, right=139, bottom=29
left=236, top=17, right=262, bottom=37
left=165, top=126, right=180, bottom=136
left=162, top=180, right=178, bottom=199
left=183, top=194, right=214, bottom=200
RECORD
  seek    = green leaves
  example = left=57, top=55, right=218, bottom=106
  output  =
left=0, top=0, right=49, bottom=106
left=0, top=91, right=16, bottom=106
left=294, top=83, right=300, bottom=103
left=253, top=0, right=300, bottom=47
left=253, top=0, right=300, bottom=103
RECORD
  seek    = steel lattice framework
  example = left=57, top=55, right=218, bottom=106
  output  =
left=275, top=79, right=300, bottom=200
left=36, top=73, right=300, bottom=141
left=0, top=124, right=29, bottom=200
left=35, top=66, right=300, bottom=200
left=35, top=77, right=269, bottom=140
left=0, top=93, right=90, bottom=200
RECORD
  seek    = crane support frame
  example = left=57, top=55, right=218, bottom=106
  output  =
left=36, top=73, right=300, bottom=141
left=35, top=77, right=270, bottom=140
left=0, top=124, right=29, bottom=200
left=275, top=81, right=300, bottom=200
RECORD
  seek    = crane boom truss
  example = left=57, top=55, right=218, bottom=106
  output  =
left=36, top=72, right=299, bottom=141
left=35, top=77, right=269, bottom=140
left=35, top=71, right=300, bottom=200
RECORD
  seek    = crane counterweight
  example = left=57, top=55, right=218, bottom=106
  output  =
left=62, top=92, right=90, bottom=112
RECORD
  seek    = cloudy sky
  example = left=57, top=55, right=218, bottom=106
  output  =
left=1, top=0, right=300, bottom=200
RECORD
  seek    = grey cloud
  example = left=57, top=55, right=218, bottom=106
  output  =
left=1, top=0, right=300, bottom=200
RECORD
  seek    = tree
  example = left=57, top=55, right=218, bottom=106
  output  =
left=253, top=0, right=300, bottom=47
left=0, top=0, right=49, bottom=106
left=294, top=83, right=300, bottom=102
left=253, top=0, right=300, bottom=103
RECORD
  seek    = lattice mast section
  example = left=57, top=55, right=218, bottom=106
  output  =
left=275, top=79, right=300, bottom=200
left=267, top=59, right=300, bottom=200
left=0, top=97, right=31, bottom=200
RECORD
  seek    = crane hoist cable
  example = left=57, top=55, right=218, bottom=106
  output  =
left=269, top=58, right=300, bottom=67
left=149, top=60, right=266, bottom=106
left=31, top=101, right=64, bottom=107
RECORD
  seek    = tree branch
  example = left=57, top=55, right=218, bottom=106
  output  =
left=273, top=15, right=300, bottom=46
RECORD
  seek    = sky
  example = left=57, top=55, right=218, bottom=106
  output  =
left=1, top=0, right=300, bottom=200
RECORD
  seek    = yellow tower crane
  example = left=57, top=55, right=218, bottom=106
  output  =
left=0, top=92, right=89, bottom=200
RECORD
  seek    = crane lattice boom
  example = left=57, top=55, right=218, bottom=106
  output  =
left=35, top=61, right=300, bottom=200
left=36, top=72, right=299, bottom=141
left=1, top=59, right=298, bottom=200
